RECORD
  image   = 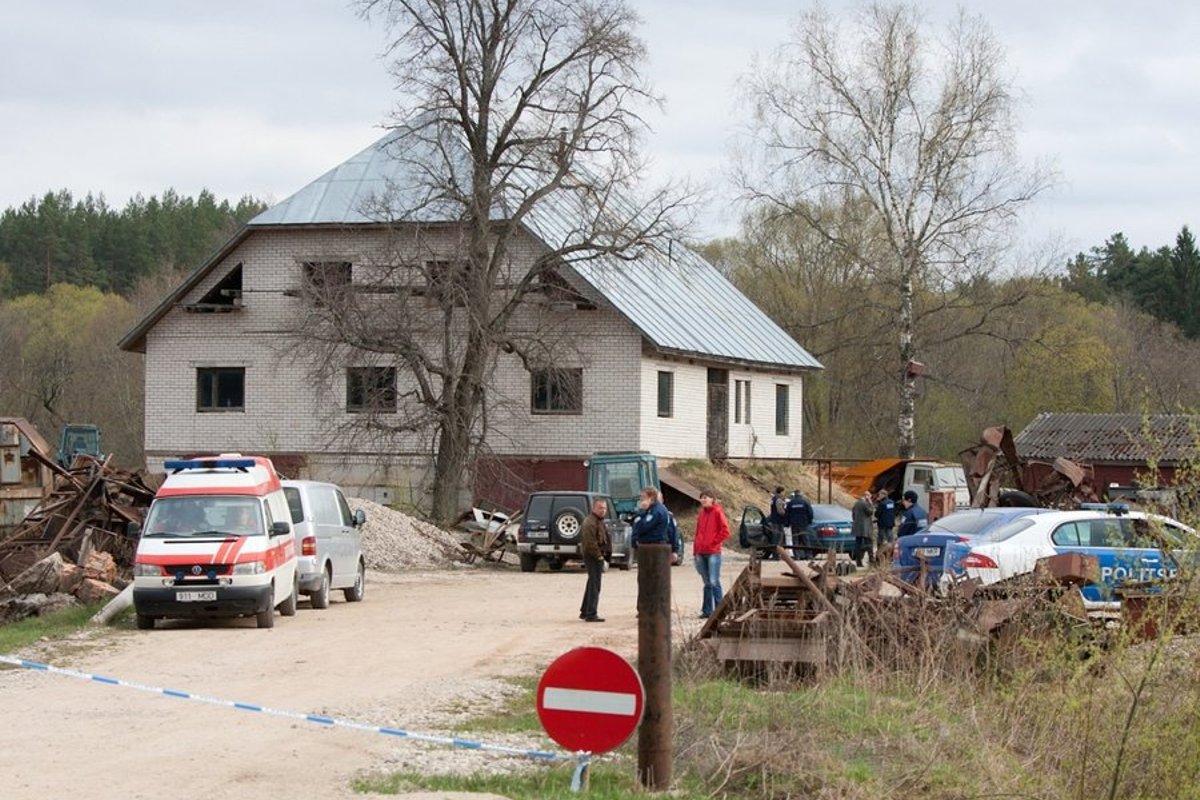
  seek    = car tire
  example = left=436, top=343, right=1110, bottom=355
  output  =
left=280, top=573, right=298, bottom=617
left=998, top=489, right=1040, bottom=507
left=135, top=614, right=155, bottom=630
left=519, top=552, right=539, bottom=572
left=553, top=509, right=584, bottom=540
left=310, top=565, right=331, bottom=609
left=617, top=561, right=631, bottom=571
left=343, top=560, right=365, bottom=602
left=256, top=605, right=275, bottom=629
left=547, top=557, right=565, bottom=572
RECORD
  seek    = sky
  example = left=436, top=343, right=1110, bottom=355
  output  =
left=3, top=0, right=1200, bottom=261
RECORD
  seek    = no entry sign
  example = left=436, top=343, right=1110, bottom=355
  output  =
left=536, top=646, right=645, bottom=753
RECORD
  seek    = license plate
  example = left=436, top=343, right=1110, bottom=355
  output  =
left=177, top=590, right=217, bottom=602
left=525, top=530, right=549, bottom=540
left=915, top=547, right=941, bottom=558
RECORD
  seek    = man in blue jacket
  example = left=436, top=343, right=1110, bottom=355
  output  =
left=897, top=490, right=928, bottom=538
left=874, top=488, right=897, bottom=551
left=631, top=486, right=671, bottom=548
left=785, top=489, right=814, bottom=554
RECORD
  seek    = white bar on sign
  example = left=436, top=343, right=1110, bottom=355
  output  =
left=543, top=687, right=637, bottom=716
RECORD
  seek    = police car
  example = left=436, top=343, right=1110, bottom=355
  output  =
left=945, top=503, right=1196, bottom=612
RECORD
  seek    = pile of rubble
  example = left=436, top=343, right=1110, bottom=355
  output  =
left=0, top=549, right=124, bottom=625
left=348, top=498, right=466, bottom=571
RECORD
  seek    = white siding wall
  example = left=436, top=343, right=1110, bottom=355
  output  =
left=725, top=370, right=804, bottom=459
left=638, top=359, right=709, bottom=458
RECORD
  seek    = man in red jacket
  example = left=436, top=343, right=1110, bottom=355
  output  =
left=693, top=490, right=730, bottom=618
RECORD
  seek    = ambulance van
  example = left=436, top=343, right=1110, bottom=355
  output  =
left=131, top=455, right=299, bottom=629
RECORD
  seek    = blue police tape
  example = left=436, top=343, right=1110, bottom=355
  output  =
left=0, top=654, right=592, bottom=792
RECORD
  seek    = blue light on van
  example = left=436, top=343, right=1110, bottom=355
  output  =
left=164, top=458, right=256, bottom=473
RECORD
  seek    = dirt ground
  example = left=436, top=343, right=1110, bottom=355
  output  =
left=0, top=555, right=746, bottom=800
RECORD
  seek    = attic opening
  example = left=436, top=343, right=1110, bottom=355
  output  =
left=185, top=264, right=243, bottom=313
left=535, top=270, right=596, bottom=310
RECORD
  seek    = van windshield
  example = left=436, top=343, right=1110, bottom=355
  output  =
left=143, top=496, right=265, bottom=538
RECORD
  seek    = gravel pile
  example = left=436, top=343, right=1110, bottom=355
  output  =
left=347, top=497, right=465, bottom=571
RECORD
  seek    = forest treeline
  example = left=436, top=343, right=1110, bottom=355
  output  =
left=0, top=190, right=265, bottom=464
left=1, top=188, right=1199, bottom=466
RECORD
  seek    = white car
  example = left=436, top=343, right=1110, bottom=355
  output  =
left=947, top=505, right=1196, bottom=612
left=282, top=480, right=367, bottom=608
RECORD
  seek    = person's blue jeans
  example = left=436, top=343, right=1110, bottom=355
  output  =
left=694, top=553, right=723, bottom=617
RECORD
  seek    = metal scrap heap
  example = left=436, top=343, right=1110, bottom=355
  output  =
left=0, top=453, right=157, bottom=622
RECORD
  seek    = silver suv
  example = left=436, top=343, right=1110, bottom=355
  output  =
left=281, top=480, right=366, bottom=608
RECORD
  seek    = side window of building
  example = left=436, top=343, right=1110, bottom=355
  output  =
left=302, top=261, right=352, bottom=307
left=531, top=368, right=583, bottom=414
left=196, top=367, right=245, bottom=411
left=347, top=367, right=397, bottom=413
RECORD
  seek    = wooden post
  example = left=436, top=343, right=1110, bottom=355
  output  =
left=637, top=543, right=671, bottom=790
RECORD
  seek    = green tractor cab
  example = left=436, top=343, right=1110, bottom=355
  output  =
left=57, top=424, right=102, bottom=468
left=585, top=451, right=659, bottom=519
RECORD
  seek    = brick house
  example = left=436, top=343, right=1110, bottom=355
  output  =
left=119, top=128, right=822, bottom=510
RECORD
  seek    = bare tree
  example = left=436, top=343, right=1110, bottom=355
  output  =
left=736, top=3, right=1054, bottom=458
left=296, top=0, right=685, bottom=520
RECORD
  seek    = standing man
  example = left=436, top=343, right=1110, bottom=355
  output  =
left=765, top=486, right=789, bottom=556
left=785, top=489, right=814, bottom=556
left=850, top=491, right=875, bottom=567
left=693, top=490, right=730, bottom=619
left=897, top=490, right=928, bottom=538
left=874, top=488, right=897, bottom=557
left=579, top=498, right=610, bottom=623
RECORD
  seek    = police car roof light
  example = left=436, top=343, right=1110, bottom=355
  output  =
left=163, top=458, right=257, bottom=473
left=1079, top=502, right=1130, bottom=515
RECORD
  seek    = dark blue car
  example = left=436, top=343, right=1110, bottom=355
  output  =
left=894, top=507, right=1053, bottom=588
left=738, top=503, right=860, bottom=560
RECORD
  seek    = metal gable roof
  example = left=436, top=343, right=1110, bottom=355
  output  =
left=247, top=126, right=821, bottom=371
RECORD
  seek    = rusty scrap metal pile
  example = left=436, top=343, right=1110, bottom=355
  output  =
left=961, top=425, right=1100, bottom=509
left=0, top=453, right=157, bottom=622
left=695, top=547, right=1099, bottom=678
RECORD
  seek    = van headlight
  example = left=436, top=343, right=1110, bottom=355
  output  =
left=232, top=561, right=266, bottom=575
left=133, top=563, right=161, bottom=577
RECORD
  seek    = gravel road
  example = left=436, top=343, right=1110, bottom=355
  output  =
left=0, top=556, right=744, bottom=800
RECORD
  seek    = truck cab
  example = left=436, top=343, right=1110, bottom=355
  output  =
left=585, top=451, right=659, bottom=519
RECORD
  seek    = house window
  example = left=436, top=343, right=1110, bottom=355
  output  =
left=347, top=367, right=397, bottom=413
left=302, top=261, right=352, bottom=306
left=657, top=371, right=674, bottom=418
left=531, top=368, right=583, bottom=415
left=775, top=384, right=789, bottom=435
left=196, top=367, right=245, bottom=412
left=426, top=260, right=465, bottom=305
left=734, top=379, right=752, bottom=424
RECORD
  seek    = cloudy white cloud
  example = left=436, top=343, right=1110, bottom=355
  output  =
left=3, top=0, right=1199, bottom=259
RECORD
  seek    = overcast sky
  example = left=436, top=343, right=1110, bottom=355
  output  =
left=3, top=0, right=1199, bottom=260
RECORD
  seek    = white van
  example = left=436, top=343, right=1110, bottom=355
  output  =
left=281, top=479, right=367, bottom=608
left=132, top=455, right=298, bottom=629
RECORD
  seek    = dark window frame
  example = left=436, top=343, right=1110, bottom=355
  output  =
left=196, top=367, right=245, bottom=412
left=657, top=371, right=674, bottom=418
left=346, top=366, right=398, bottom=414
left=775, top=383, right=789, bottom=436
left=531, top=368, right=583, bottom=415
left=302, top=261, right=352, bottom=307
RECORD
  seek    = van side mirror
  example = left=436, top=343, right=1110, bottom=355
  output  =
left=126, top=521, right=141, bottom=539
left=271, top=520, right=291, bottom=536
left=353, top=509, right=366, bottom=527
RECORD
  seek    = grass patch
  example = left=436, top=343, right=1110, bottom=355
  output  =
left=0, top=602, right=108, bottom=655
left=452, top=676, right=541, bottom=735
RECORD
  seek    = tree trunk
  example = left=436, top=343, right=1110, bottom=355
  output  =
left=897, top=265, right=916, bottom=459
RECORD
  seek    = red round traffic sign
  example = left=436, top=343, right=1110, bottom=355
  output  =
left=536, top=646, right=645, bottom=753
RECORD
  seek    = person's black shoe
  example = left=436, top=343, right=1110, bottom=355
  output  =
left=579, top=613, right=587, bottom=620
left=584, top=616, right=605, bottom=622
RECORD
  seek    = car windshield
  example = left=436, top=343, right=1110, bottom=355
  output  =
left=978, top=517, right=1038, bottom=543
left=929, top=511, right=1007, bottom=536
left=143, top=496, right=265, bottom=538
left=933, top=466, right=965, bottom=488
left=812, top=504, right=852, bottom=523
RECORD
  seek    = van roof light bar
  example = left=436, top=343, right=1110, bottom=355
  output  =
left=163, top=458, right=257, bottom=474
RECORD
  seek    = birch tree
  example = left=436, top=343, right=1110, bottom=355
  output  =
left=736, top=3, right=1053, bottom=458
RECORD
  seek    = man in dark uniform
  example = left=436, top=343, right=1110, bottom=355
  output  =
left=785, top=489, right=814, bottom=555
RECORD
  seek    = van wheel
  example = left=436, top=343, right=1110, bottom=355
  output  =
left=519, top=552, right=539, bottom=572
left=279, top=573, right=298, bottom=617
left=343, top=560, right=365, bottom=602
left=310, top=566, right=331, bottom=609
left=256, top=606, right=275, bottom=629
left=135, top=614, right=155, bottom=630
